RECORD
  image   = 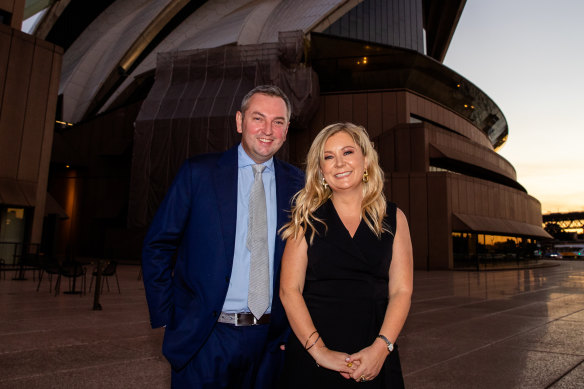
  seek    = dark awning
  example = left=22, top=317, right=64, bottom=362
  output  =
left=45, top=193, right=69, bottom=219
left=453, top=213, right=552, bottom=240
left=0, top=179, right=35, bottom=207
left=0, top=179, right=68, bottom=219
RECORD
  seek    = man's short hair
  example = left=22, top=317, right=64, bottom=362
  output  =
left=240, top=85, right=292, bottom=121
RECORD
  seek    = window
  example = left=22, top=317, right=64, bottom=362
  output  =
left=453, top=232, right=539, bottom=269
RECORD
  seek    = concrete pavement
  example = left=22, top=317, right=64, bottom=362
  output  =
left=1, top=260, right=583, bottom=388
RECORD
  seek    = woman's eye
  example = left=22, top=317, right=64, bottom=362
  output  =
left=324, top=155, right=333, bottom=160
left=344, top=150, right=353, bottom=156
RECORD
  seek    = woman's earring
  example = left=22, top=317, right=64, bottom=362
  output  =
left=362, top=169, right=369, bottom=183
left=321, top=176, right=328, bottom=189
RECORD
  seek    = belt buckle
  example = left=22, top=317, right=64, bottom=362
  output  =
left=234, top=313, right=258, bottom=326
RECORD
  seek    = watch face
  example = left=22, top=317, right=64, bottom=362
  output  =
left=388, top=343, right=394, bottom=352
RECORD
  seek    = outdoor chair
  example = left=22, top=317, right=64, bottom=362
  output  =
left=55, top=261, right=86, bottom=296
left=89, top=260, right=120, bottom=294
left=36, top=258, right=62, bottom=293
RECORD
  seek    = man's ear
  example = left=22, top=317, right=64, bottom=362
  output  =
left=236, top=111, right=243, bottom=134
left=283, top=122, right=289, bottom=141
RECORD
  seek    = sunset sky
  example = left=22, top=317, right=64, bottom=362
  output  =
left=444, top=0, right=584, bottom=214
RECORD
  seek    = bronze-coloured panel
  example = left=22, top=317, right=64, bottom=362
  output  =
left=18, top=41, right=53, bottom=182
left=389, top=173, right=410, bottom=215
left=465, top=176, right=475, bottom=214
left=0, top=30, right=34, bottom=178
left=427, top=172, right=451, bottom=269
left=0, top=25, right=11, bottom=111
left=338, top=94, right=353, bottom=123
left=458, top=176, right=467, bottom=213
left=324, top=94, right=339, bottom=124
left=394, top=126, right=411, bottom=172
left=450, top=174, right=459, bottom=212
left=395, top=91, right=408, bottom=123
left=352, top=93, right=367, bottom=128
left=366, top=92, right=382, bottom=138
left=377, top=128, right=395, bottom=172
left=9, top=0, right=24, bottom=30
left=409, top=173, right=428, bottom=269
left=31, top=46, right=62, bottom=245
left=381, top=91, right=397, bottom=131
left=409, top=124, right=426, bottom=172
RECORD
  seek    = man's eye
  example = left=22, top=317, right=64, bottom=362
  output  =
left=274, top=121, right=285, bottom=126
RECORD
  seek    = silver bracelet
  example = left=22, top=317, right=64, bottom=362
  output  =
left=306, top=335, right=320, bottom=350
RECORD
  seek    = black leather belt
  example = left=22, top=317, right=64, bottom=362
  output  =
left=218, top=312, right=270, bottom=326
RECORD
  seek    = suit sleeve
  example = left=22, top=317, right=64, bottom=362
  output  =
left=142, top=161, right=192, bottom=328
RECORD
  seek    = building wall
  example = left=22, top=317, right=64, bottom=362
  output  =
left=295, top=89, right=544, bottom=270
left=0, top=0, right=24, bottom=29
left=49, top=101, right=141, bottom=259
left=0, top=24, right=62, bottom=245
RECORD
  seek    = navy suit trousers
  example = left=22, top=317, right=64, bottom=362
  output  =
left=171, top=323, right=274, bottom=389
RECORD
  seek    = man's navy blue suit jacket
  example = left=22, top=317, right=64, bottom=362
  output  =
left=142, top=144, right=304, bottom=374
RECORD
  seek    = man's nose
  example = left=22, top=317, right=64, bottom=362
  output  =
left=263, top=122, right=273, bottom=135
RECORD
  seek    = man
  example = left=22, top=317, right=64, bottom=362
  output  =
left=142, top=85, right=304, bottom=388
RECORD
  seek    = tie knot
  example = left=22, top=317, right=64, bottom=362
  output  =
left=252, top=164, right=266, bottom=175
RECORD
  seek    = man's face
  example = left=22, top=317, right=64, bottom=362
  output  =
left=236, top=93, right=289, bottom=164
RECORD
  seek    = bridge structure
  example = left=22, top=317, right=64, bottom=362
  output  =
left=543, top=212, right=584, bottom=230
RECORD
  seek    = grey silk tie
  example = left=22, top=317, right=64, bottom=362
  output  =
left=248, top=164, right=269, bottom=319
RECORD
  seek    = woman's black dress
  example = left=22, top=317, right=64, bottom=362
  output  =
left=279, top=200, right=404, bottom=388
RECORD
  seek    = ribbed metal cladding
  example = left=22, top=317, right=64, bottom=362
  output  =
left=323, top=0, right=424, bottom=53
left=128, top=31, right=319, bottom=228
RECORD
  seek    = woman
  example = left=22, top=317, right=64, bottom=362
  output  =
left=279, top=123, right=413, bottom=388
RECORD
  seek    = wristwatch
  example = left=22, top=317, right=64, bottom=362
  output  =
left=377, top=334, right=394, bottom=353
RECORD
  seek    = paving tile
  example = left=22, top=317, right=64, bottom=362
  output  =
left=501, top=320, right=584, bottom=356
left=0, top=358, right=170, bottom=389
left=404, top=343, right=582, bottom=389
left=549, top=360, right=584, bottom=389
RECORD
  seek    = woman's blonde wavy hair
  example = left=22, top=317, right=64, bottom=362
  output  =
left=281, top=122, right=388, bottom=244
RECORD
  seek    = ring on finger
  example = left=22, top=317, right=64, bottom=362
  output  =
left=347, top=362, right=353, bottom=368
left=360, top=375, right=367, bottom=382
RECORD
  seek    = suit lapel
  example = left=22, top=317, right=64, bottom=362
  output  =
left=213, top=146, right=238, bottom=265
left=273, top=159, right=294, bottom=286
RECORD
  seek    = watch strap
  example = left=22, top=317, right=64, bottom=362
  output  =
left=377, top=334, right=394, bottom=352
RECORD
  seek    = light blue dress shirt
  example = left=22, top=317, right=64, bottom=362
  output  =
left=222, top=144, right=276, bottom=313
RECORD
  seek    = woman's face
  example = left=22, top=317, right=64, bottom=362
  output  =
left=320, top=131, right=367, bottom=194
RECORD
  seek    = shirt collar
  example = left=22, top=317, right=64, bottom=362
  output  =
left=238, top=143, right=274, bottom=172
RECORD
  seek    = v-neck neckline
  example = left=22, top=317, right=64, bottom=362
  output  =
left=328, top=200, right=363, bottom=239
